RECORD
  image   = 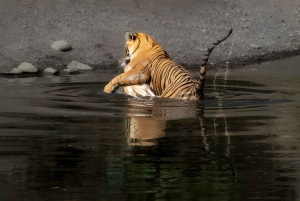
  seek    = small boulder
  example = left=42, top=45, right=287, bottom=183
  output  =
left=59, top=69, right=80, bottom=76
left=67, top=61, right=93, bottom=71
left=51, top=40, right=71, bottom=52
left=44, top=67, right=57, bottom=76
left=17, top=62, right=38, bottom=73
left=250, top=44, right=261, bottom=49
left=59, top=69, right=71, bottom=76
left=11, top=68, right=22, bottom=74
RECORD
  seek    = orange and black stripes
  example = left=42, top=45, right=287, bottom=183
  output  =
left=150, top=29, right=232, bottom=99
left=105, top=30, right=233, bottom=100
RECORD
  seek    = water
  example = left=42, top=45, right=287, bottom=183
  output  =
left=0, top=55, right=300, bottom=201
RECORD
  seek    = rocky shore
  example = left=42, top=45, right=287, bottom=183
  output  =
left=0, top=0, right=299, bottom=74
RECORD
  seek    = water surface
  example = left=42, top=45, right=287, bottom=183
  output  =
left=0, top=56, right=300, bottom=200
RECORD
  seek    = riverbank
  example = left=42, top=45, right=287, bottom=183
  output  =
left=0, top=0, right=299, bottom=73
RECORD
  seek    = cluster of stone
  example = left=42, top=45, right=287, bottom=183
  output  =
left=9, top=40, right=93, bottom=76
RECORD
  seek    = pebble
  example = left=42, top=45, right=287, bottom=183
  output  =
left=250, top=44, right=261, bottom=49
left=197, top=47, right=208, bottom=52
left=67, top=61, right=93, bottom=71
left=44, top=67, right=57, bottom=76
left=59, top=69, right=80, bottom=76
left=11, top=68, right=22, bottom=74
left=17, top=62, right=38, bottom=73
left=59, top=69, right=71, bottom=76
left=51, top=40, right=71, bottom=52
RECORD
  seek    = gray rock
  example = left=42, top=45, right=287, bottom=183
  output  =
left=197, top=47, right=208, bottom=52
left=44, top=67, right=57, bottom=75
left=250, top=44, right=261, bottom=49
left=59, top=69, right=71, bottom=76
left=17, top=62, right=38, bottom=73
left=51, top=40, right=71, bottom=52
left=67, top=61, right=93, bottom=71
left=59, top=68, right=80, bottom=76
left=11, top=68, right=22, bottom=74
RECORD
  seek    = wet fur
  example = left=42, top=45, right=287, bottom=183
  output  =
left=104, top=30, right=233, bottom=100
left=119, top=57, right=155, bottom=98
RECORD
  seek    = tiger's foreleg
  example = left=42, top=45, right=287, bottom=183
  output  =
left=104, top=69, right=150, bottom=93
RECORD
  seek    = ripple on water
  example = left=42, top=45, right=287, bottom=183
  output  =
left=0, top=56, right=300, bottom=200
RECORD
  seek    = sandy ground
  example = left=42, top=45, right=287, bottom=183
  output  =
left=0, top=0, right=300, bottom=73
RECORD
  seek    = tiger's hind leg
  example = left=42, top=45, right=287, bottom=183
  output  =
left=160, top=82, right=199, bottom=100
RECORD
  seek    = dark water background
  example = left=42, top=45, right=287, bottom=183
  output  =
left=0, top=56, right=300, bottom=201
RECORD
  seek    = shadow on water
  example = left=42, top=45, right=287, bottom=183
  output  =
left=0, top=55, right=300, bottom=200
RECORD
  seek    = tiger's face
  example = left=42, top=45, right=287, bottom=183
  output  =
left=124, top=32, right=156, bottom=62
left=120, top=32, right=145, bottom=70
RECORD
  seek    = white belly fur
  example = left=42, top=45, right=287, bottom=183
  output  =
left=124, top=85, right=155, bottom=98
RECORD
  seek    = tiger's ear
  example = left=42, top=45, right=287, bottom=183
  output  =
left=125, top=32, right=136, bottom=41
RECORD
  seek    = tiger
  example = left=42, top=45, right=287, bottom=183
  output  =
left=120, top=59, right=155, bottom=98
left=104, top=29, right=233, bottom=100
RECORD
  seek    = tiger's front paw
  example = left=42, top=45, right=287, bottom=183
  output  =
left=103, top=84, right=112, bottom=93
left=103, top=83, right=116, bottom=93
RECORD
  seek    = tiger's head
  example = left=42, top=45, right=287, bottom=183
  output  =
left=123, top=32, right=161, bottom=63
left=120, top=32, right=170, bottom=68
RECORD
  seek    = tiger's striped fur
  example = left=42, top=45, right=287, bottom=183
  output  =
left=104, top=29, right=233, bottom=100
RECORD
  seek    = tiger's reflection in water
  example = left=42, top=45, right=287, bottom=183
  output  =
left=124, top=98, right=207, bottom=147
